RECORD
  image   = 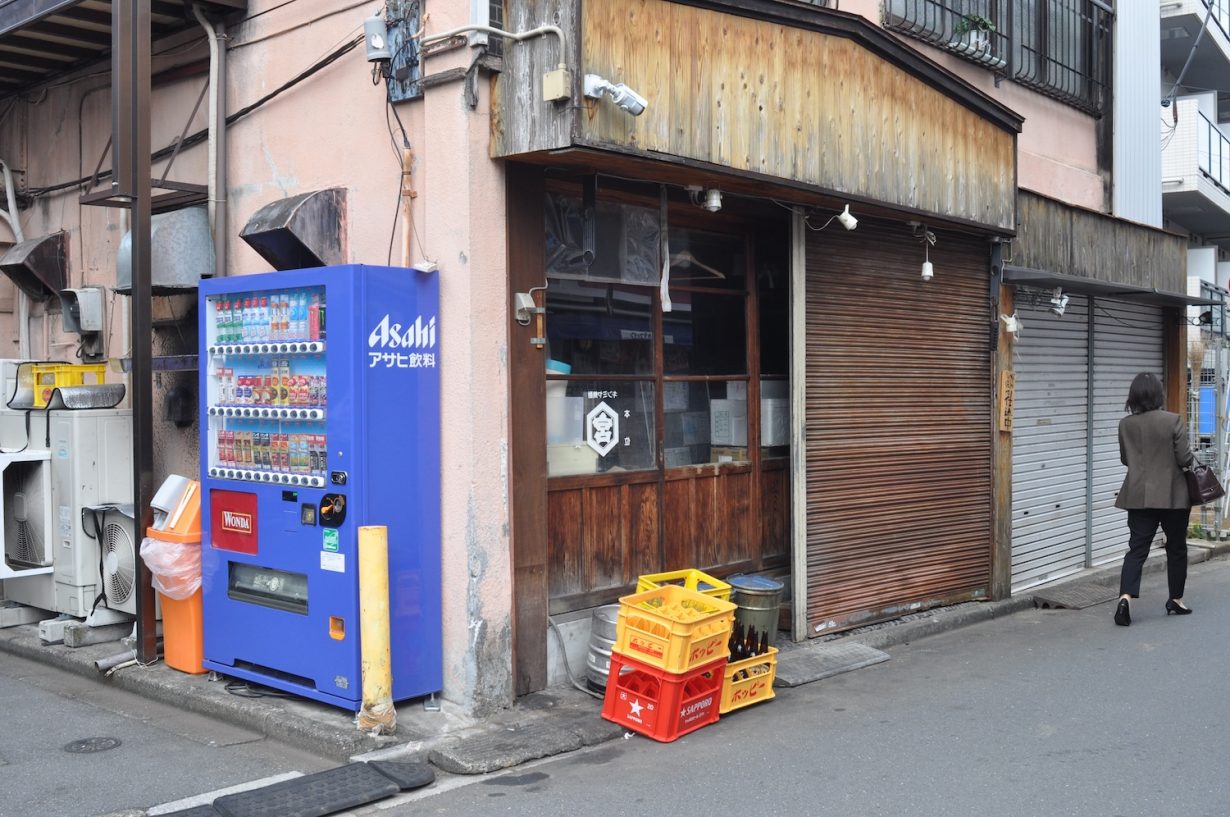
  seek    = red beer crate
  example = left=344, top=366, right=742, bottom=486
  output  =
left=601, top=652, right=725, bottom=743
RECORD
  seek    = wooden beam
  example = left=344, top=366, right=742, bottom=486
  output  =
left=507, top=163, right=549, bottom=696
left=990, top=250, right=1013, bottom=601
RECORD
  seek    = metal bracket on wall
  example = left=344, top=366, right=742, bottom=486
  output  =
left=117, top=355, right=199, bottom=372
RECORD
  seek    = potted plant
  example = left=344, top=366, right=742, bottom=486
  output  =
left=952, top=13, right=996, bottom=53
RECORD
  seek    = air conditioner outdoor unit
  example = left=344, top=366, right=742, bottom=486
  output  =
left=48, top=410, right=133, bottom=619
left=97, top=505, right=137, bottom=616
left=0, top=452, right=56, bottom=612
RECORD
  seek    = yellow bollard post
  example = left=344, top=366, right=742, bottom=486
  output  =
left=357, top=525, right=396, bottom=734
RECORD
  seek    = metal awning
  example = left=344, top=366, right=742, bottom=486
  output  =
left=1004, top=266, right=1219, bottom=308
left=0, top=0, right=245, bottom=97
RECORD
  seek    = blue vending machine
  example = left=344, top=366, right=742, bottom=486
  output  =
left=198, top=265, right=440, bottom=710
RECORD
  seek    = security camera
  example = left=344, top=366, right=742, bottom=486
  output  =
left=583, top=74, right=647, bottom=116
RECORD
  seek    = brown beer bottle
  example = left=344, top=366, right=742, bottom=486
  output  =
left=744, top=625, right=758, bottom=658
left=758, top=630, right=769, bottom=657
left=729, top=622, right=744, bottom=660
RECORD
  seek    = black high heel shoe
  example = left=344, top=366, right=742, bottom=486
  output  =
left=1114, top=598, right=1131, bottom=626
left=1165, top=599, right=1193, bottom=616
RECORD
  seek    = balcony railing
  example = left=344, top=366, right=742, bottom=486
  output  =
left=1199, top=112, right=1230, bottom=195
left=884, top=0, right=1110, bottom=114
left=1200, top=0, right=1230, bottom=43
left=884, top=0, right=1010, bottom=70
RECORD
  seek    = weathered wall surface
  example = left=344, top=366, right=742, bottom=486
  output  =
left=0, top=0, right=513, bottom=715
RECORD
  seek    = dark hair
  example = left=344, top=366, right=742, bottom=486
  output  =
left=1125, top=372, right=1164, bottom=414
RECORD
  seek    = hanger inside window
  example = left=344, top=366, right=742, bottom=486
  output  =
left=669, top=251, right=726, bottom=279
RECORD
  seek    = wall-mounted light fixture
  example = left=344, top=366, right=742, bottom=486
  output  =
left=837, top=205, right=858, bottom=231
left=1049, top=287, right=1069, bottom=317
left=686, top=186, right=722, bottom=213
left=910, top=221, right=936, bottom=281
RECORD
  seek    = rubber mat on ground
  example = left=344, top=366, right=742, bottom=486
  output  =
left=211, top=763, right=400, bottom=817
left=1032, top=581, right=1118, bottom=610
left=774, top=642, right=890, bottom=688
left=158, top=806, right=221, bottom=817
left=367, top=760, right=435, bottom=791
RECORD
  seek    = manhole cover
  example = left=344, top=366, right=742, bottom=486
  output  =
left=63, top=737, right=122, bottom=754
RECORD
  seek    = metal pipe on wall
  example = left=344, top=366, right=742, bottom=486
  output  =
left=193, top=4, right=227, bottom=279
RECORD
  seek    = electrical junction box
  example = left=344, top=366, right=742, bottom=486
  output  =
left=542, top=67, right=572, bottom=103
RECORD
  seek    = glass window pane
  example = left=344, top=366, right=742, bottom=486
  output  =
left=667, top=228, right=746, bottom=291
left=758, top=235, right=789, bottom=377
left=662, top=380, right=750, bottom=466
left=663, top=291, right=747, bottom=375
left=547, top=380, right=656, bottom=476
left=545, top=193, right=660, bottom=286
left=545, top=280, right=655, bottom=376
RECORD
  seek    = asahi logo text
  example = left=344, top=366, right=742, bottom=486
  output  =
left=368, top=314, right=436, bottom=349
left=221, top=511, right=252, bottom=533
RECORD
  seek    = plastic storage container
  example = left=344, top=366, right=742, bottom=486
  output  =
left=614, top=585, right=736, bottom=674
left=30, top=363, right=106, bottom=407
left=727, top=574, right=785, bottom=648
left=719, top=646, right=778, bottom=714
left=601, top=652, right=725, bottom=742
left=635, top=568, right=732, bottom=601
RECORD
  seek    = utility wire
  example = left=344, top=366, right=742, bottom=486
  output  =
left=25, top=34, right=363, bottom=199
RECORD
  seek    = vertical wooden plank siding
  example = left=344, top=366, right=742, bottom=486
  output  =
left=490, top=0, right=575, bottom=157
left=1014, top=191, right=1187, bottom=293
left=507, top=166, right=549, bottom=694
left=576, top=0, right=1015, bottom=231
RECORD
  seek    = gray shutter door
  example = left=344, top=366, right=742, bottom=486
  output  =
left=1090, top=299, right=1166, bottom=566
left=1011, top=293, right=1090, bottom=591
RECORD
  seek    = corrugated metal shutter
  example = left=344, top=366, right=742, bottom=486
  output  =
left=805, top=222, right=991, bottom=636
left=1011, top=292, right=1090, bottom=591
left=1090, top=298, right=1166, bottom=565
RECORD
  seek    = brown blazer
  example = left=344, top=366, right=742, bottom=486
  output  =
left=1115, top=409, right=1194, bottom=510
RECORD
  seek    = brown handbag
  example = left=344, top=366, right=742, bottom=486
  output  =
left=1185, top=463, right=1226, bottom=505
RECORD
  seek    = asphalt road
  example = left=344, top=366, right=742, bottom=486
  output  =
left=0, top=651, right=332, bottom=817
left=380, top=554, right=1230, bottom=817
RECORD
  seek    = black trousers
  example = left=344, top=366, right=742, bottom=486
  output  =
left=1119, top=507, right=1192, bottom=599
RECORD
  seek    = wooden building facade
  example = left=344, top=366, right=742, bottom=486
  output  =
left=499, top=0, right=1024, bottom=694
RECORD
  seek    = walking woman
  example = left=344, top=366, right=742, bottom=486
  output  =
left=1114, top=371, right=1195, bottom=626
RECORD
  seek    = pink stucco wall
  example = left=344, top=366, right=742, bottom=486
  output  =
left=840, top=0, right=1104, bottom=210
left=0, top=0, right=513, bottom=716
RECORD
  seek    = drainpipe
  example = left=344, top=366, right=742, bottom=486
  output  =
left=0, top=159, right=29, bottom=357
left=193, top=4, right=227, bottom=278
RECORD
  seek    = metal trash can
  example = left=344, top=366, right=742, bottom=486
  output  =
left=728, top=574, right=784, bottom=648
left=585, top=604, right=621, bottom=691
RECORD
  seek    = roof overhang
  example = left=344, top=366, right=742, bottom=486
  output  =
left=0, top=0, right=246, bottom=98
left=1004, top=266, right=1218, bottom=308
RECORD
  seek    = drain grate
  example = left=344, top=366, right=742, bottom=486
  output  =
left=63, top=737, right=121, bottom=754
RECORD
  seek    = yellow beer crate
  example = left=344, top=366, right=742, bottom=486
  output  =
left=635, top=568, right=732, bottom=602
left=614, top=585, right=736, bottom=674
left=718, top=646, right=778, bottom=714
left=31, top=363, right=106, bottom=407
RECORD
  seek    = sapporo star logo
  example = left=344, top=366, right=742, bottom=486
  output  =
left=628, top=698, right=644, bottom=717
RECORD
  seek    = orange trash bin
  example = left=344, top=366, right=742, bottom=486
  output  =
left=145, top=481, right=205, bottom=675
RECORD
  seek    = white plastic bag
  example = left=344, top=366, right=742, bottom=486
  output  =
left=139, top=536, right=201, bottom=600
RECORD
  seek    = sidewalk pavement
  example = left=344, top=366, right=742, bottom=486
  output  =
left=3, top=540, right=1226, bottom=774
